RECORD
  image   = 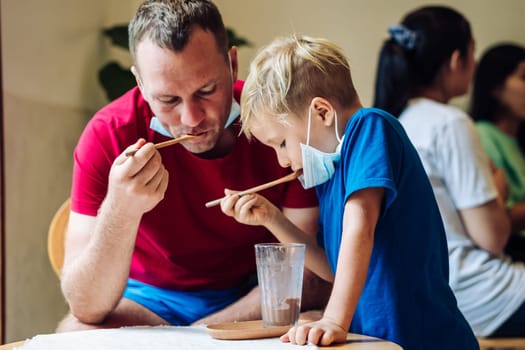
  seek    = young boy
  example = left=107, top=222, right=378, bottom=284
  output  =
left=219, top=35, right=478, bottom=349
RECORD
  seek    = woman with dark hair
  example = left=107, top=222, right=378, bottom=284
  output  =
left=470, top=43, right=525, bottom=261
left=374, top=6, right=525, bottom=338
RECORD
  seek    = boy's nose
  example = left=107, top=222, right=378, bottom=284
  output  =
left=277, top=156, right=291, bottom=169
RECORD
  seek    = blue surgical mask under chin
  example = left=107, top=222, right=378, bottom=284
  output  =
left=298, top=107, right=344, bottom=189
left=149, top=116, right=174, bottom=138
left=225, top=100, right=241, bottom=128
left=149, top=100, right=241, bottom=137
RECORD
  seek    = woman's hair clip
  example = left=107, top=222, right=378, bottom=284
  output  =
left=388, top=24, right=418, bottom=50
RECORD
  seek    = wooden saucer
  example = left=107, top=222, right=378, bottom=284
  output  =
left=206, top=320, right=291, bottom=340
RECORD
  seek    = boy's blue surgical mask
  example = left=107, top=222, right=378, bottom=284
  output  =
left=298, top=105, right=343, bottom=189
left=149, top=100, right=241, bottom=137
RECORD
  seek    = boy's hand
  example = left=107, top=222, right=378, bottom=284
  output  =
left=220, top=190, right=279, bottom=227
left=280, top=318, right=348, bottom=346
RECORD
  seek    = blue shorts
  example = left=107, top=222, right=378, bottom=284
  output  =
left=123, top=277, right=256, bottom=325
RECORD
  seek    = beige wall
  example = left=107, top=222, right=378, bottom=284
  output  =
left=216, top=0, right=525, bottom=107
left=1, top=0, right=524, bottom=343
left=1, top=0, right=139, bottom=342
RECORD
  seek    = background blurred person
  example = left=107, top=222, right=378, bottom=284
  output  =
left=374, top=5, right=525, bottom=337
left=470, top=43, right=525, bottom=261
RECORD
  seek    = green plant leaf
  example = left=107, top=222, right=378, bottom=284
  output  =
left=98, top=61, right=136, bottom=101
left=226, top=28, right=252, bottom=48
left=102, top=24, right=129, bottom=50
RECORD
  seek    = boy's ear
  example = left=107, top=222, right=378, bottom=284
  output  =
left=311, top=97, right=335, bottom=126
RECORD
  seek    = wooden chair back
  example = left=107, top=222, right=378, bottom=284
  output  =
left=47, top=198, right=70, bottom=277
left=478, top=337, right=525, bottom=350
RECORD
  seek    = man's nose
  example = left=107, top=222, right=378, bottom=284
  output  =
left=180, top=102, right=205, bottom=127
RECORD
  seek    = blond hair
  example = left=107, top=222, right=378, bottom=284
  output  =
left=241, top=35, right=358, bottom=137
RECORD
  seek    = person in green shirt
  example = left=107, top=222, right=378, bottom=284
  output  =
left=470, top=43, right=525, bottom=261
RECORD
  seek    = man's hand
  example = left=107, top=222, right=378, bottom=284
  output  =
left=106, top=139, right=169, bottom=216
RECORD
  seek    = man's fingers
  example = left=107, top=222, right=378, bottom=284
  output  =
left=115, top=138, right=148, bottom=164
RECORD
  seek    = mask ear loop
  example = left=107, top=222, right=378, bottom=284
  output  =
left=308, top=104, right=343, bottom=145
left=334, top=111, right=342, bottom=143
left=306, top=106, right=313, bottom=146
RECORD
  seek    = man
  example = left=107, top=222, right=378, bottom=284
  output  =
left=58, top=0, right=330, bottom=331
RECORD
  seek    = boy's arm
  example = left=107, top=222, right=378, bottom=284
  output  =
left=266, top=206, right=334, bottom=282
left=220, top=191, right=334, bottom=282
left=284, top=187, right=383, bottom=346
left=193, top=206, right=332, bottom=325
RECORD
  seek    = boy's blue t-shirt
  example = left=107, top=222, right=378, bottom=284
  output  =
left=316, top=108, right=477, bottom=350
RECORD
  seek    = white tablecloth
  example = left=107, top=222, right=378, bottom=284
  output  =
left=15, top=325, right=317, bottom=350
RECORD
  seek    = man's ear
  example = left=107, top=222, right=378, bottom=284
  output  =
left=229, top=46, right=239, bottom=82
left=311, top=97, right=336, bottom=126
left=131, top=66, right=144, bottom=92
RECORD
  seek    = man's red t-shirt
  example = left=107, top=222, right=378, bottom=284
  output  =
left=71, top=81, right=318, bottom=291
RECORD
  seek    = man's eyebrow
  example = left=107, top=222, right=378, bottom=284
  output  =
left=153, top=94, right=178, bottom=100
left=199, top=78, right=220, bottom=89
left=152, top=78, right=220, bottom=99
left=197, top=83, right=215, bottom=91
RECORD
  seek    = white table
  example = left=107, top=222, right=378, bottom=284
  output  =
left=1, top=325, right=403, bottom=349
